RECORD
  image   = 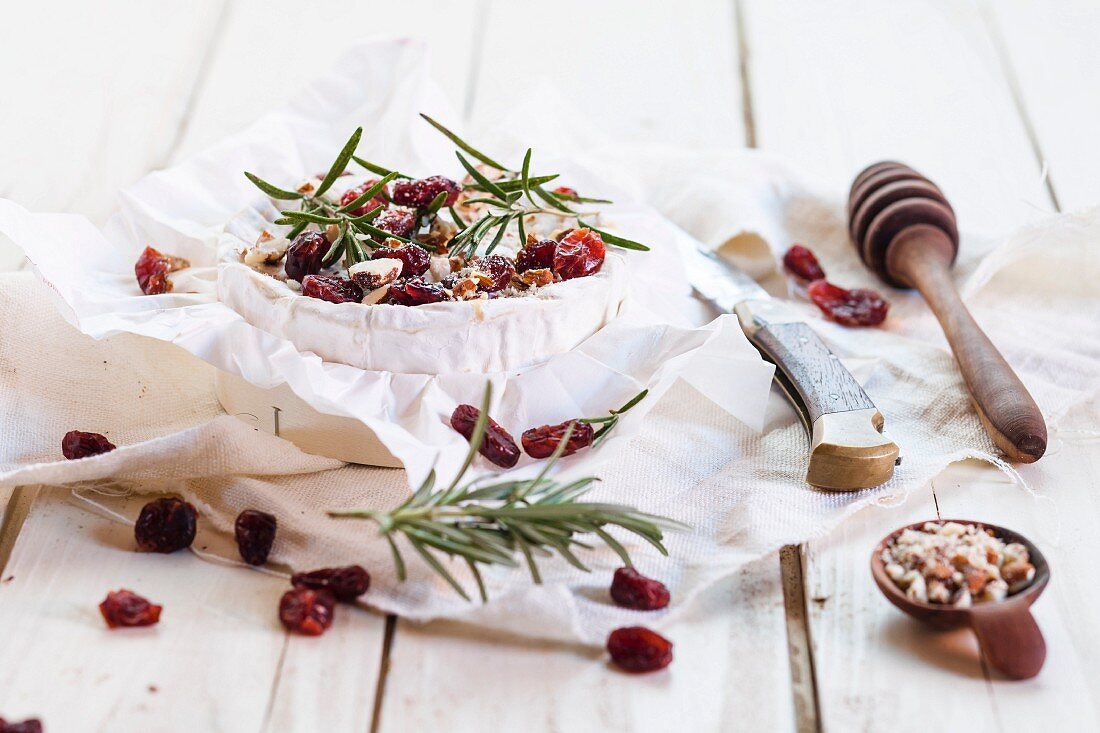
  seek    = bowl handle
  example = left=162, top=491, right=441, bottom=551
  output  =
left=969, top=604, right=1046, bottom=679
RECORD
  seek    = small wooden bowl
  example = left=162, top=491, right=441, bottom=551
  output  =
left=871, top=520, right=1050, bottom=679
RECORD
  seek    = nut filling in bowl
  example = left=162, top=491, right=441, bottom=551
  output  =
left=214, top=117, right=649, bottom=374
left=881, top=520, right=1037, bottom=607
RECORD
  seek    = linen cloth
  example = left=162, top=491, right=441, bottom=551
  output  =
left=2, top=65, right=1099, bottom=648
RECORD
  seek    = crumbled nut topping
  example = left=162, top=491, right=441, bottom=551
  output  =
left=882, top=521, right=1035, bottom=607
left=520, top=268, right=554, bottom=287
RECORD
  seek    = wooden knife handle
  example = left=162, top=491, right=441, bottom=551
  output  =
left=736, top=300, right=899, bottom=491
left=887, top=227, right=1047, bottom=463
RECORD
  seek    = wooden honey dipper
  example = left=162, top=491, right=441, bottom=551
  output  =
left=848, top=162, right=1047, bottom=463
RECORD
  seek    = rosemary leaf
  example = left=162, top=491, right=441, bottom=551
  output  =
left=337, top=171, right=398, bottom=213
left=408, top=537, right=471, bottom=601
left=316, top=127, right=363, bottom=197
left=577, top=220, right=651, bottom=251
left=280, top=210, right=341, bottom=225
left=351, top=155, right=410, bottom=179
left=385, top=533, right=407, bottom=581
left=520, top=148, right=535, bottom=206
left=420, top=113, right=510, bottom=171
left=456, top=151, right=510, bottom=200
left=244, top=172, right=304, bottom=200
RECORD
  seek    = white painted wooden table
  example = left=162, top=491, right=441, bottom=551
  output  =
left=2, top=2, right=1099, bottom=730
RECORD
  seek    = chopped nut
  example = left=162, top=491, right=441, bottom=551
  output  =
left=348, top=259, right=402, bottom=290
left=449, top=254, right=468, bottom=272
left=883, top=521, right=1035, bottom=606
left=362, top=284, right=391, bottom=305
left=520, top=268, right=554, bottom=287
left=452, top=277, right=480, bottom=300
left=1001, top=561, right=1036, bottom=593
left=324, top=224, right=341, bottom=243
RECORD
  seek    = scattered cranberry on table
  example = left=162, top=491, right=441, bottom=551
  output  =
left=99, top=589, right=162, bottom=629
left=373, top=242, right=430, bottom=277
left=553, top=186, right=579, bottom=199
left=134, top=498, right=197, bottom=553
left=807, top=280, right=889, bottom=327
left=450, top=404, right=521, bottom=468
left=0, top=717, right=43, bottom=733
left=279, top=588, right=336, bottom=636
left=782, top=244, right=826, bottom=282
left=291, top=565, right=371, bottom=603
left=610, top=567, right=671, bottom=611
left=391, top=175, right=460, bottom=209
left=606, top=626, right=673, bottom=673
left=234, top=509, right=278, bottom=566
left=554, top=228, right=606, bottom=281
left=521, top=420, right=594, bottom=459
left=301, top=274, right=362, bottom=304
left=61, top=430, right=116, bottom=460
left=284, top=231, right=329, bottom=282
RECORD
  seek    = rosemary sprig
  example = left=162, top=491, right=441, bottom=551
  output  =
left=329, top=384, right=683, bottom=602
left=580, top=389, right=649, bottom=446
left=413, top=121, right=652, bottom=257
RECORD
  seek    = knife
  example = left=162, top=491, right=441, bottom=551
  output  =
left=685, top=247, right=899, bottom=490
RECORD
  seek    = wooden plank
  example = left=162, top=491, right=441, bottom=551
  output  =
left=372, top=4, right=799, bottom=730
left=0, top=0, right=225, bottom=225
left=173, top=0, right=485, bottom=160
left=0, top=0, right=225, bottom=269
left=378, top=557, right=795, bottom=732
left=981, top=0, right=1100, bottom=211
left=741, top=0, right=1053, bottom=235
left=0, top=490, right=289, bottom=730
left=742, top=1, right=1098, bottom=728
left=468, top=0, right=745, bottom=147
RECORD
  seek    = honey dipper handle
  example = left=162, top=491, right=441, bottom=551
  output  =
left=887, top=226, right=1047, bottom=463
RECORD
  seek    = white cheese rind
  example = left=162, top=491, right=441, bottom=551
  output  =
left=217, top=253, right=627, bottom=374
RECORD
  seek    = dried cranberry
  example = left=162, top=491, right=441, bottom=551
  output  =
left=235, top=509, right=277, bottom=566
left=301, top=274, right=362, bottom=304
left=553, top=186, right=578, bottom=199
left=387, top=278, right=449, bottom=306
left=291, top=565, right=371, bottom=602
left=606, top=626, right=673, bottom=672
left=472, top=254, right=515, bottom=292
left=807, top=280, right=889, bottom=326
left=372, top=243, right=430, bottom=277
left=521, top=420, right=594, bottom=459
left=516, top=239, right=557, bottom=273
left=134, top=246, right=185, bottom=295
left=285, top=231, right=329, bottom=282
left=782, top=244, right=826, bottom=282
left=279, top=588, right=335, bottom=636
left=134, top=498, right=197, bottom=553
left=553, top=228, right=605, bottom=280
left=610, top=567, right=671, bottom=610
left=99, top=589, right=162, bottom=628
left=391, top=175, right=460, bottom=209
left=61, top=430, right=116, bottom=460
left=0, top=718, right=43, bottom=733
left=338, top=179, right=388, bottom=216
left=373, top=208, right=419, bottom=239
left=450, top=404, right=521, bottom=468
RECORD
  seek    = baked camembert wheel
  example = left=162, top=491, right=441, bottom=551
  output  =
left=216, top=116, right=649, bottom=373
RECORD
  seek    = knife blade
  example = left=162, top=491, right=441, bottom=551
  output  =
left=685, top=247, right=899, bottom=490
